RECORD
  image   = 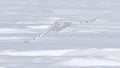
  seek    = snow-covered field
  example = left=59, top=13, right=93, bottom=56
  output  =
left=0, top=0, right=120, bottom=68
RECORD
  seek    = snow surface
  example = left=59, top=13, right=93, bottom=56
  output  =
left=0, top=0, right=120, bottom=68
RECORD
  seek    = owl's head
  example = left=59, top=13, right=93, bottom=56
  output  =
left=54, top=19, right=64, bottom=27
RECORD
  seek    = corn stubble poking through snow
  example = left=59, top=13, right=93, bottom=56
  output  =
left=0, top=0, right=120, bottom=68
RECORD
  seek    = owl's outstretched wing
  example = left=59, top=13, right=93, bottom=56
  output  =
left=24, top=25, right=54, bottom=43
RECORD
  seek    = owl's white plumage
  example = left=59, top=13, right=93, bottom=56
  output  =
left=52, top=20, right=72, bottom=31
